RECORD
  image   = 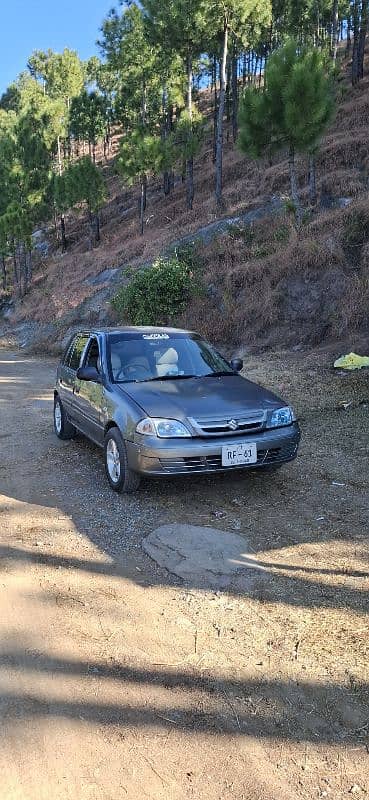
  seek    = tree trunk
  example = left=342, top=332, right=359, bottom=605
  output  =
left=213, top=56, right=218, bottom=164
left=87, top=208, right=100, bottom=248
left=162, top=85, right=170, bottom=196
left=57, top=135, right=67, bottom=252
left=289, top=145, right=302, bottom=225
left=358, top=0, right=369, bottom=79
left=352, top=0, right=361, bottom=85
left=163, top=171, right=170, bottom=195
left=16, top=242, right=24, bottom=298
left=258, top=56, right=263, bottom=88
left=25, top=250, right=32, bottom=288
left=139, top=176, right=147, bottom=236
left=247, top=50, right=252, bottom=84
left=226, top=58, right=231, bottom=125
left=253, top=55, right=258, bottom=82
left=186, top=156, right=194, bottom=210
left=346, top=15, right=352, bottom=53
left=1, top=255, right=6, bottom=291
left=186, top=53, right=194, bottom=210
left=231, top=46, right=238, bottom=143
left=12, top=241, right=19, bottom=293
left=87, top=209, right=94, bottom=250
left=317, top=8, right=321, bottom=45
left=215, top=19, right=229, bottom=208
left=308, top=154, right=317, bottom=206
left=242, top=52, right=247, bottom=86
left=95, top=214, right=100, bottom=244
left=60, top=215, right=67, bottom=253
left=168, top=106, right=175, bottom=192
left=331, top=0, right=339, bottom=62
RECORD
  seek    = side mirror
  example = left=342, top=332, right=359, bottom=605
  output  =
left=76, top=366, right=101, bottom=383
left=230, top=358, right=243, bottom=373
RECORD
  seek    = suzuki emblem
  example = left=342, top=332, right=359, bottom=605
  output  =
left=228, top=419, right=239, bottom=430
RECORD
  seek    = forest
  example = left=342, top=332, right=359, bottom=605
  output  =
left=0, top=0, right=367, bottom=298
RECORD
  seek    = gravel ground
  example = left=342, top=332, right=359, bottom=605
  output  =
left=0, top=345, right=368, bottom=800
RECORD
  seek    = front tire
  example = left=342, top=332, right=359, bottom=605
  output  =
left=54, top=396, right=76, bottom=440
left=104, top=427, right=141, bottom=493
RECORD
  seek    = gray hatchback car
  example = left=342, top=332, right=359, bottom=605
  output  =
left=54, top=326, right=300, bottom=492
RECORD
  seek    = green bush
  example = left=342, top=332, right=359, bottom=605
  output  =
left=227, top=223, right=255, bottom=245
left=344, top=207, right=369, bottom=251
left=112, top=248, right=201, bottom=325
left=274, top=224, right=290, bottom=243
left=284, top=197, right=297, bottom=216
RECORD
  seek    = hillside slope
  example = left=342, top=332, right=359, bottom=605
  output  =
left=1, top=53, right=369, bottom=353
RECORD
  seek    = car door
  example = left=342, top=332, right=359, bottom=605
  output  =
left=73, top=336, right=105, bottom=445
left=59, top=334, right=89, bottom=417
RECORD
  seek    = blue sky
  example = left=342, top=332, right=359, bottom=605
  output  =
left=0, top=0, right=112, bottom=94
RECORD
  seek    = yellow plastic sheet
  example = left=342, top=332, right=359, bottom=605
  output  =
left=334, top=352, right=369, bottom=370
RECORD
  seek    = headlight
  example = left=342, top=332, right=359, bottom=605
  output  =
left=269, top=407, right=295, bottom=428
left=136, top=418, right=191, bottom=438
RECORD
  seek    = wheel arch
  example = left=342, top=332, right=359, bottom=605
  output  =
left=104, top=420, right=119, bottom=437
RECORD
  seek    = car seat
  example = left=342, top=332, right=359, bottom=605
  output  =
left=156, top=347, right=179, bottom=377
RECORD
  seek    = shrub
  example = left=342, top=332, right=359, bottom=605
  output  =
left=227, top=223, right=255, bottom=245
left=273, top=224, right=290, bottom=243
left=344, top=207, right=369, bottom=250
left=112, top=247, right=201, bottom=325
left=342, top=204, right=369, bottom=266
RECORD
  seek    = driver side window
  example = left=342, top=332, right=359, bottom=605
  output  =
left=84, top=337, right=101, bottom=373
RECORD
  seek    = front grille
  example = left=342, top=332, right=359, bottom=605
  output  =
left=188, top=411, right=267, bottom=438
left=159, top=443, right=298, bottom=474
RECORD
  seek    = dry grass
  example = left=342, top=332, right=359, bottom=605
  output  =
left=5, top=48, right=369, bottom=352
left=179, top=195, right=369, bottom=347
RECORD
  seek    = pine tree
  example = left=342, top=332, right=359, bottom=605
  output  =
left=55, top=156, right=106, bottom=248
left=142, top=0, right=208, bottom=209
left=117, top=129, right=168, bottom=235
left=209, top=0, right=272, bottom=208
left=238, top=40, right=335, bottom=223
left=69, top=90, right=107, bottom=161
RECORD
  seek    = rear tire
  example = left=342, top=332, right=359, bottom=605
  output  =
left=104, top=427, right=141, bottom=493
left=54, top=396, right=76, bottom=440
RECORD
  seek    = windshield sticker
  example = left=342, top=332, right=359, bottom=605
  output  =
left=142, top=333, right=170, bottom=340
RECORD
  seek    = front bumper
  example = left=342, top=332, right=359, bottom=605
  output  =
left=125, top=423, right=301, bottom=476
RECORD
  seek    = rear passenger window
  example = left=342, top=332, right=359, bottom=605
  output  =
left=63, top=338, right=76, bottom=367
left=68, top=335, right=89, bottom=371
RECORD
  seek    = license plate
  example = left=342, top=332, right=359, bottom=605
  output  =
left=221, top=442, right=257, bottom=467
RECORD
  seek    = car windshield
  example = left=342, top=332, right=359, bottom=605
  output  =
left=107, top=333, right=234, bottom=383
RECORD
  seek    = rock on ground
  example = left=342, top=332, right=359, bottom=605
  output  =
left=143, top=523, right=265, bottom=590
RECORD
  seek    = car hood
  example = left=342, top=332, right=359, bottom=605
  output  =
left=119, top=375, right=285, bottom=421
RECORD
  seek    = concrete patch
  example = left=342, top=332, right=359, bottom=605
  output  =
left=142, top=524, right=266, bottom=590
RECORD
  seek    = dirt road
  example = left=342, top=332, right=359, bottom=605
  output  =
left=0, top=347, right=368, bottom=799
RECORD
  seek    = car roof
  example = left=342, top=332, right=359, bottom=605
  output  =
left=76, top=326, right=197, bottom=338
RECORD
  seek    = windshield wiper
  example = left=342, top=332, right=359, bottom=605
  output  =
left=115, top=379, right=140, bottom=384
left=202, top=371, right=235, bottom=377
left=139, top=374, right=197, bottom=383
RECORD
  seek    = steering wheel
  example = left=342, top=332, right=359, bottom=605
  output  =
left=115, top=362, right=152, bottom=382
left=115, top=366, right=127, bottom=381
left=125, top=361, right=152, bottom=381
